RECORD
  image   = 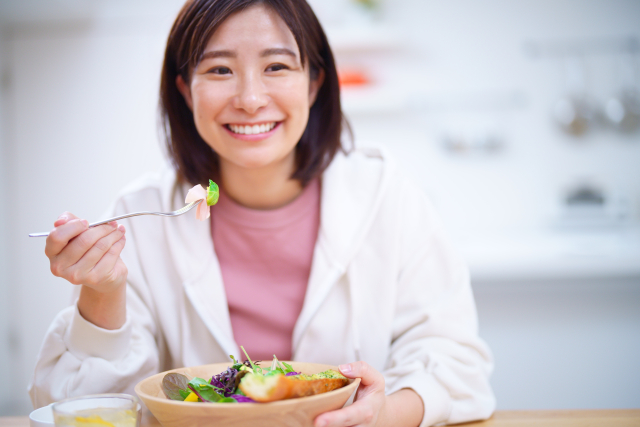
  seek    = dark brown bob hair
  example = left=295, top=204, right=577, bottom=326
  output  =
left=160, top=0, right=350, bottom=186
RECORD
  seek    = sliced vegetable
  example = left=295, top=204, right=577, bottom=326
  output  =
left=230, top=394, right=255, bottom=403
left=184, top=392, right=199, bottom=402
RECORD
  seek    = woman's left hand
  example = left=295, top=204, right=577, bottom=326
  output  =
left=314, top=361, right=388, bottom=427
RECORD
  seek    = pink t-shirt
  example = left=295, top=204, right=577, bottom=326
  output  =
left=211, top=179, right=320, bottom=361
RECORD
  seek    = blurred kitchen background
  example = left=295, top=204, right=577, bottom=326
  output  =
left=1, top=0, right=639, bottom=416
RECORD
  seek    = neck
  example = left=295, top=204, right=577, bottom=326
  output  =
left=219, top=155, right=303, bottom=210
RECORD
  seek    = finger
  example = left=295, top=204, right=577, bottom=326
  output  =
left=52, top=220, right=117, bottom=272
left=53, top=211, right=77, bottom=227
left=46, top=217, right=88, bottom=258
left=69, top=225, right=126, bottom=283
left=85, top=234, right=127, bottom=287
left=339, top=361, right=384, bottom=388
left=315, top=400, right=374, bottom=427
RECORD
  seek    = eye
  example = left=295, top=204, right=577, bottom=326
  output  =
left=266, top=63, right=289, bottom=72
left=208, top=66, right=232, bottom=75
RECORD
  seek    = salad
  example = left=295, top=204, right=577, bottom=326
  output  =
left=162, top=347, right=348, bottom=404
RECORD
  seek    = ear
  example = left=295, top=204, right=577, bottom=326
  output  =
left=176, top=74, right=194, bottom=111
left=308, top=68, right=325, bottom=107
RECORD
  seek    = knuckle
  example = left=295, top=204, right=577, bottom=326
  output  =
left=85, top=271, right=99, bottom=286
left=50, top=263, right=61, bottom=277
left=75, top=232, right=92, bottom=250
left=107, top=245, right=120, bottom=257
left=94, top=237, right=110, bottom=253
left=69, top=270, right=83, bottom=285
left=106, top=269, right=120, bottom=284
left=47, top=229, right=61, bottom=245
left=358, top=361, right=369, bottom=375
left=361, top=407, right=374, bottom=423
left=110, top=238, right=126, bottom=255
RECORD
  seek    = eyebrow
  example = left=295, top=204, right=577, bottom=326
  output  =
left=200, top=47, right=298, bottom=61
left=260, top=48, right=297, bottom=58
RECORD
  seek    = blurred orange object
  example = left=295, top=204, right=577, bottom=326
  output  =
left=338, top=69, right=370, bottom=87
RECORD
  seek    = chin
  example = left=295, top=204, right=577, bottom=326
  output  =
left=232, top=154, right=284, bottom=171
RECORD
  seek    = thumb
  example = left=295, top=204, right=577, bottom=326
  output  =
left=339, top=361, right=384, bottom=388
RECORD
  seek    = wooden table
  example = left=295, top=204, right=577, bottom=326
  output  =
left=3, top=409, right=639, bottom=427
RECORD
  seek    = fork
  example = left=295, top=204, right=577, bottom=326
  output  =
left=28, top=199, right=203, bottom=237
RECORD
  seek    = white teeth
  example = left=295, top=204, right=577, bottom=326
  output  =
left=228, top=122, right=277, bottom=135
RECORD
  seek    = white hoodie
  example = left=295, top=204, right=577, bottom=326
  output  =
left=29, top=147, right=495, bottom=426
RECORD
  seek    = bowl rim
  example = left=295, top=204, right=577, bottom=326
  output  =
left=134, top=361, right=360, bottom=408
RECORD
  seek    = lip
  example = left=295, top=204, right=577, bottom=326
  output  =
left=224, top=122, right=281, bottom=141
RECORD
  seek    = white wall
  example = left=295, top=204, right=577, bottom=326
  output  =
left=0, top=19, right=15, bottom=417
left=0, top=0, right=638, bottom=415
left=0, top=1, right=184, bottom=415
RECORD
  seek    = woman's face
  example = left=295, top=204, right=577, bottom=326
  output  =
left=178, top=4, right=322, bottom=176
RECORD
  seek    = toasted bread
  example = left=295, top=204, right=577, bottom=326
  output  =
left=239, top=372, right=349, bottom=403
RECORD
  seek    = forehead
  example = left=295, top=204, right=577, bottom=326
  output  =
left=204, top=4, right=298, bottom=55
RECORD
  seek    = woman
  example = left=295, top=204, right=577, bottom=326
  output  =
left=29, top=1, right=495, bottom=426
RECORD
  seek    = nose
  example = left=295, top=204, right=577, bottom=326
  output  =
left=233, top=73, right=269, bottom=114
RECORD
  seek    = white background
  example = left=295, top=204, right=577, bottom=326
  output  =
left=0, top=0, right=639, bottom=415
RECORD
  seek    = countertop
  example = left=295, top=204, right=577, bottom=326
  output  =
left=4, top=409, right=640, bottom=427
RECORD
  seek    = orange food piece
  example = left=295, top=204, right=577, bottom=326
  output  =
left=239, top=375, right=349, bottom=403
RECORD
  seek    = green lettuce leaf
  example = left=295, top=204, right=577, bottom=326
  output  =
left=206, top=180, right=219, bottom=206
left=188, top=377, right=224, bottom=402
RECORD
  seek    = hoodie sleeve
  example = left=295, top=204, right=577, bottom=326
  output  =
left=28, top=198, right=160, bottom=408
left=383, top=178, right=496, bottom=426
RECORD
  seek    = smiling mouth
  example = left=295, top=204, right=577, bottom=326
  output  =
left=226, top=122, right=278, bottom=135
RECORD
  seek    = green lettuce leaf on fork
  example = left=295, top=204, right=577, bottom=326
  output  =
left=207, top=180, right=219, bottom=206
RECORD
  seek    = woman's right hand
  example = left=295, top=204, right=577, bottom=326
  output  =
left=45, top=212, right=128, bottom=329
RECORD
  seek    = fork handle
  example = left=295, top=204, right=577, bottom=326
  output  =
left=29, top=200, right=202, bottom=237
left=28, top=208, right=194, bottom=237
left=28, top=213, right=146, bottom=237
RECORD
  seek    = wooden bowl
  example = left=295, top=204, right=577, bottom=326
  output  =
left=135, top=362, right=360, bottom=427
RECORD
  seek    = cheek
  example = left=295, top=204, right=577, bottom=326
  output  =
left=277, top=82, right=312, bottom=123
left=192, top=84, right=229, bottom=126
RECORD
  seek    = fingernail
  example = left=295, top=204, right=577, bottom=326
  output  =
left=81, top=219, right=89, bottom=227
left=339, top=364, right=351, bottom=374
left=118, top=225, right=125, bottom=233
left=110, top=221, right=118, bottom=228
left=58, top=214, right=68, bottom=221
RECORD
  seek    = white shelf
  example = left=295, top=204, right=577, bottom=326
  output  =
left=456, top=226, right=640, bottom=282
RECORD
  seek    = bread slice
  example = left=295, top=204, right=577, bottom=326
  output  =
left=238, top=371, right=349, bottom=403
